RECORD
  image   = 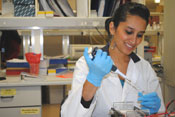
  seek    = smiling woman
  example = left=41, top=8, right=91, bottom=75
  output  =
left=61, top=2, right=165, bottom=117
left=109, top=15, right=146, bottom=56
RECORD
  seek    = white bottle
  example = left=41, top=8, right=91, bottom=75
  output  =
left=152, top=22, right=157, bottom=30
left=147, top=23, right=151, bottom=31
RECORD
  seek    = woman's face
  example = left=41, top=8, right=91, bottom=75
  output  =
left=110, top=15, right=147, bottom=56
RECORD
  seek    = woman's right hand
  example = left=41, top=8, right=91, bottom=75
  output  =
left=84, top=47, right=113, bottom=87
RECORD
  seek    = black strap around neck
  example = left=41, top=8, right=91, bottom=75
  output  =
left=100, top=43, right=140, bottom=63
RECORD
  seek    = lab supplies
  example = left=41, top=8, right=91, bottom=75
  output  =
left=111, top=61, right=146, bottom=94
left=47, top=58, right=68, bottom=75
left=109, top=102, right=149, bottom=117
left=21, top=72, right=45, bottom=82
left=25, top=53, right=41, bottom=75
left=14, top=0, right=35, bottom=17
left=48, top=68, right=68, bottom=75
left=6, top=59, right=30, bottom=76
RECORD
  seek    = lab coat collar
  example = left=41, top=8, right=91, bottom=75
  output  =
left=101, top=43, right=141, bottom=63
left=100, top=44, right=141, bottom=101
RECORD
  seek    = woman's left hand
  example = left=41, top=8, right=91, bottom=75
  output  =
left=138, top=92, right=161, bottom=115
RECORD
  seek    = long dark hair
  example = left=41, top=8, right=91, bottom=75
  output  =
left=105, top=2, right=150, bottom=36
left=0, top=30, right=21, bottom=61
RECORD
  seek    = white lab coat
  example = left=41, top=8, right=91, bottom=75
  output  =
left=61, top=56, right=165, bottom=117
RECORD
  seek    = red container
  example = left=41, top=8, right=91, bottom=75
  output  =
left=29, top=63, right=40, bottom=75
left=25, top=53, right=41, bottom=75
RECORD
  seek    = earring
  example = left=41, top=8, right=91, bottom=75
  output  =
left=110, top=43, right=117, bottom=50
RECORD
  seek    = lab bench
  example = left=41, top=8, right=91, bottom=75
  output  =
left=0, top=75, right=72, bottom=117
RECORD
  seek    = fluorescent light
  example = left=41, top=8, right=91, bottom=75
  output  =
left=155, top=0, right=160, bottom=3
left=32, top=26, right=40, bottom=30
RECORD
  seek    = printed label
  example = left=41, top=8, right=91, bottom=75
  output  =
left=0, top=89, right=16, bottom=96
left=21, top=108, right=40, bottom=114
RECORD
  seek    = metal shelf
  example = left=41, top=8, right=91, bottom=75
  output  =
left=144, top=30, right=163, bottom=36
left=0, top=16, right=164, bottom=36
left=18, top=29, right=107, bottom=36
left=150, top=12, right=164, bottom=16
left=0, top=17, right=107, bottom=30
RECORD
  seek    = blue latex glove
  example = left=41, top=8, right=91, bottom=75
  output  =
left=138, top=92, right=161, bottom=114
left=84, top=47, right=113, bottom=87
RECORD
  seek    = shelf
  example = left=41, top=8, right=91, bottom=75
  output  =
left=0, top=75, right=72, bottom=87
left=150, top=12, right=164, bottom=16
left=19, top=29, right=107, bottom=36
left=0, top=17, right=107, bottom=30
left=144, top=30, right=163, bottom=36
left=152, top=57, right=161, bottom=62
left=0, top=16, right=163, bottom=36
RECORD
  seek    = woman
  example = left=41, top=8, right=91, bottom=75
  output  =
left=61, top=2, right=165, bottom=117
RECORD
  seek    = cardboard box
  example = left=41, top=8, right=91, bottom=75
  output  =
left=156, top=5, right=164, bottom=12
left=37, top=11, right=45, bottom=17
left=45, top=11, right=54, bottom=17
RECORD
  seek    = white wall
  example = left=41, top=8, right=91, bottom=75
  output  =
left=164, top=0, right=175, bottom=104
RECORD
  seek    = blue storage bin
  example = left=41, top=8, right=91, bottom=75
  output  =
left=14, top=0, right=35, bottom=17
left=14, top=5, right=35, bottom=17
left=14, top=0, right=35, bottom=5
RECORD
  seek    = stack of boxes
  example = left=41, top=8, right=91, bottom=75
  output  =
left=14, top=0, right=35, bottom=17
left=6, top=58, right=68, bottom=77
left=47, top=59, right=68, bottom=75
left=6, top=59, right=30, bottom=76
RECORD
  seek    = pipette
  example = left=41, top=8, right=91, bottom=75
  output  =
left=111, top=65, right=145, bottom=94
left=89, top=47, right=145, bottom=94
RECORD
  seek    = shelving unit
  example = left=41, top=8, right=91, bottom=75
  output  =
left=150, top=12, right=164, bottom=16
left=0, top=17, right=107, bottom=30
left=0, top=16, right=108, bottom=60
left=145, top=30, right=163, bottom=36
left=148, top=12, right=164, bottom=63
left=0, top=15, right=164, bottom=59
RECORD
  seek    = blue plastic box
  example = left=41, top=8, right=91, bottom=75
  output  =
left=14, top=0, right=35, bottom=17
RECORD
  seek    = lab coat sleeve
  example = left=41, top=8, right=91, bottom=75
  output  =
left=61, top=56, right=98, bottom=117
left=145, top=62, right=165, bottom=113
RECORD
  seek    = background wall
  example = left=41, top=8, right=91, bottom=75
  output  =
left=164, top=0, right=175, bottom=104
left=44, top=36, right=63, bottom=56
left=0, top=0, right=1, bottom=14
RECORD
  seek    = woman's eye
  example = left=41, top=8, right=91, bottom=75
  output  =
left=125, top=30, right=133, bottom=35
left=137, top=34, right=143, bottom=38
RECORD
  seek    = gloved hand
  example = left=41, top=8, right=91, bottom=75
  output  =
left=84, top=47, right=113, bottom=87
left=138, top=92, right=161, bottom=115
